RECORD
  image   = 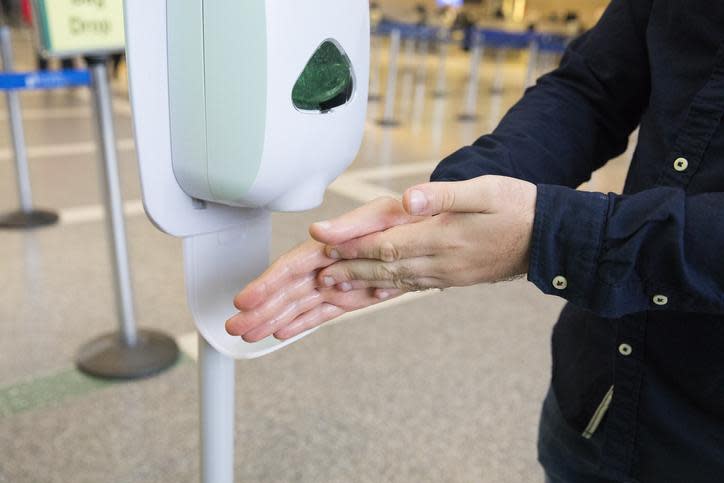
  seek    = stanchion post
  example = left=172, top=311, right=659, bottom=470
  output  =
left=90, top=57, right=138, bottom=348
left=525, top=37, right=539, bottom=89
left=416, top=30, right=430, bottom=85
left=458, top=30, right=484, bottom=122
left=491, top=47, right=506, bottom=94
left=0, top=25, right=58, bottom=229
left=199, top=335, right=235, bottom=483
left=75, top=56, right=179, bottom=380
left=433, top=28, right=449, bottom=98
left=377, top=28, right=401, bottom=127
left=368, top=28, right=382, bottom=102
left=402, top=32, right=415, bottom=73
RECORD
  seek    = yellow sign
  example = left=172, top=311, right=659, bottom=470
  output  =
left=33, top=0, right=125, bottom=56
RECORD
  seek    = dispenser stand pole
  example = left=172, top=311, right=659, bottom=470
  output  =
left=199, top=335, right=235, bottom=483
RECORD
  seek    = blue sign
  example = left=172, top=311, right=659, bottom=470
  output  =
left=0, top=69, right=92, bottom=91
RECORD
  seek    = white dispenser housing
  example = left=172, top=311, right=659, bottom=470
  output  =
left=124, top=0, right=370, bottom=358
left=167, top=0, right=368, bottom=211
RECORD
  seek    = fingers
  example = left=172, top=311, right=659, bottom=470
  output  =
left=274, top=288, right=405, bottom=340
left=234, top=240, right=333, bottom=310
left=228, top=281, right=403, bottom=341
left=403, top=176, right=496, bottom=216
left=226, top=274, right=319, bottom=336
left=273, top=303, right=345, bottom=340
left=318, top=258, right=441, bottom=292
left=239, top=290, right=323, bottom=343
left=309, top=197, right=422, bottom=246
left=325, top=222, right=437, bottom=262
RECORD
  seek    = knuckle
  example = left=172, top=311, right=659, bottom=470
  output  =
left=375, top=263, right=397, bottom=281
left=378, top=241, right=400, bottom=262
left=386, top=264, right=419, bottom=291
left=441, top=188, right=457, bottom=211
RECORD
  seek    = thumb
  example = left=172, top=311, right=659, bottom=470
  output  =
left=403, top=178, right=492, bottom=216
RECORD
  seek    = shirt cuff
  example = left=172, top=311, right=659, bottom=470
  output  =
left=528, top=185, right=610, bottom=307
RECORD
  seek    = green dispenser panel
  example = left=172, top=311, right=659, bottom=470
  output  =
left=292, top=40, right=354, bottom=112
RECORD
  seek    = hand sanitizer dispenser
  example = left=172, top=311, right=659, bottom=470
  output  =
left=124, top=0, right=370, bottom=358
left=167, top=1, right=366, bottom=211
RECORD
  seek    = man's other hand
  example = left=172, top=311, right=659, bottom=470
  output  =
left=314, top=175, right=537, bottom=292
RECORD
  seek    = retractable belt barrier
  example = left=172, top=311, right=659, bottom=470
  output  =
left=370, top=19, right=569, bottom=128
left=0, top=25, right=178, bottom=380
left=0, top=69, right=91, bottom=91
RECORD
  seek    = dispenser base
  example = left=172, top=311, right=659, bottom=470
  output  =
left=76, top=329, right=179, bottom=380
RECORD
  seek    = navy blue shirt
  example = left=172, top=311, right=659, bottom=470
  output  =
left=431, top=1, right=724, bottom=481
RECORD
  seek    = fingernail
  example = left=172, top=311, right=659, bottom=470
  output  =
left=377, top=290, right=390, bottom=300
left=323, top=276, right=335, bottom=287
left=329, top=249, right=340, bottom=259
left=339, top=282, right=352, bottom=292
left=314, top=221, right=332, bottom=230
left=408, top=189, right=427, bottom=215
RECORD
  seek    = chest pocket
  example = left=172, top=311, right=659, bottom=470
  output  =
left=656, top=41, right=724, bottom=190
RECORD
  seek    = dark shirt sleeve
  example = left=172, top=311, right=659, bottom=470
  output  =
left=430, top=0, right=652, bottom=186
left=529, top=185, right=724, bottom=317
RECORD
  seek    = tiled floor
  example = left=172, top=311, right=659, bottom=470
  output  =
left=0, top=27, right=631, bottom=483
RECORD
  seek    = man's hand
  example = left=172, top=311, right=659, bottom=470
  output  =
left=314, top=175, right=537, bottom=292
left=225, top=197, right=421, bottom=342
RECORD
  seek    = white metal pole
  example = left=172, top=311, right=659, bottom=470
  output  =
left=89, top=59, right=139, bottom=347
left=0, top=26, right=32, bottom=212
left=199, top=335, right=236, bottom=483
left=459, top=30, right=484, bottom=122
left=377, top=28, right=401, bottom=127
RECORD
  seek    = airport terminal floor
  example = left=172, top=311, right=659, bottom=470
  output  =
left=0, top=23, right=632, bottom=483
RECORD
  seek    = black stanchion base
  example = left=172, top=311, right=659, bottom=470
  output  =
left=0, top=209, right=59, bottom=229
left=368, top=94, right=382, bottom=102
left=76, top=329, right=180, bottom=380
left=376, top=119, right=401, bottom=128
left=457, top=113, right=479, bottom=122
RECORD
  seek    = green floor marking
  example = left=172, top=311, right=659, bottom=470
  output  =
left=0, top=355, right=190, bottom=418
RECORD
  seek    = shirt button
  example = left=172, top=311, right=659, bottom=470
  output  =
left=653, top=294, right=668, bottom=306
left=674, top=157, right=689, bottom=172
left=618, top=343, right=633, bottom=356
left=552, top=275, right=568, bottom=290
